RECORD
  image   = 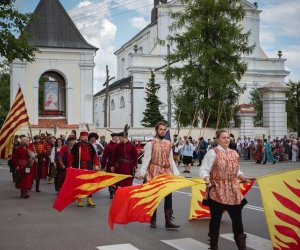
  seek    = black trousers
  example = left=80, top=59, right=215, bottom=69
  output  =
left=208, top=199, right=244, bottom=236
left=164, top=193, right=172, bottom=210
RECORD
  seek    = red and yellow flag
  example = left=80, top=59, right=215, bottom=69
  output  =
left=257, top=169, right=300, bottom=250
left=0, top=87, right=29, bottom=158
left=53, top=168, right=130, bottom=211
left=189, top=178, right=254, bottom=220
left=108, top=174, right=204, bottom=229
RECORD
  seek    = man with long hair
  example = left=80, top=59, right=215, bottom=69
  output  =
left=137, top=121, right=180, bottom=229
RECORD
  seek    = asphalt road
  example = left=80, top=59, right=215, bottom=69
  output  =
left=0, top=160, right=299, bottom=250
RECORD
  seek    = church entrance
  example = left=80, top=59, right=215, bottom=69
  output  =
left=39, top=71, right=66, bottom=117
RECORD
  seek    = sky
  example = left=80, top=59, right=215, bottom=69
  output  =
left=15, top=0, right=300, bottom=94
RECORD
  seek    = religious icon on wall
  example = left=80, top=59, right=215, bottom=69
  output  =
left=44, top=82, right=59, bottom=110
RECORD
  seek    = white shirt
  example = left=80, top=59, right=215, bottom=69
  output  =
left=138, top=140, right=180, bottom=177
left=50, top=147, right=55, bottom=163
left=199, top=145, right=244, bottom=179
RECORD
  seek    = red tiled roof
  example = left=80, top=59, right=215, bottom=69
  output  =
left=31, top=118, right=79, bottom=129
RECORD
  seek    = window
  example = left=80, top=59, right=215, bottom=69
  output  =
left=110, top=99, right=115, bottom=110
left=120, top=96, right=125, bottom=108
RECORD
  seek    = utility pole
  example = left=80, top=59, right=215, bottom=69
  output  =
left=103, top=65, right=115, bottom=127
left=155, top=44, right=176, bottom=126
left=120, top=76, right=143, bottom=127
left=166, top=44, right=172, bottom=126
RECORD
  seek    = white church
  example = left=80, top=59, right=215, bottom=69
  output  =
left=94, top=0, right=290, bottom=138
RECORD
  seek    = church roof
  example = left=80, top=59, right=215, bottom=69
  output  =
left=94, top=76, right=132, bottom=97
left=25, top=0, right=97, bottom=50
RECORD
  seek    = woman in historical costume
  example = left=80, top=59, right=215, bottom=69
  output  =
left=199, top=129, right=254, bottom=250
left=12, top=136, right=35, bottom=199
left=50, top=138, right=64, bottom=192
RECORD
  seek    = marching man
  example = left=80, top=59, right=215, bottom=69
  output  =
left=68, top=131, right=100, bottom=207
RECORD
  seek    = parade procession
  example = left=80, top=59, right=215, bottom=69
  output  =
left=0, top=0, right=300, bottom=250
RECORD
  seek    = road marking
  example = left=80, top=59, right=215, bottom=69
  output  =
left=161, top=238, right=208, bottom=250
left=175, top=191, right=191, bottom=196
left=220, top=233, right=272, bottom=250
left=245, top=204, right=264, bottom=212
left=96, top=244, right=140, bottom=250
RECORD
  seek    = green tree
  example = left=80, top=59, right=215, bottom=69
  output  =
left=286, top=81, right=300, bottom=135
left=0, top=72, right=10, bottom=128
left=0, top=0, right=36, bottom=63
left=141, top=71, right=166, bottom=127
left=249, top=88, right=263, bottom=126
left=166, top=0, right=254, bottom=128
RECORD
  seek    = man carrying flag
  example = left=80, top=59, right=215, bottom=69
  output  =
left=137, top=121, right=180, bottom=229
left=68, top=131, right=100, bottom=207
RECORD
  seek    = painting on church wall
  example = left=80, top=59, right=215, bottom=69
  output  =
left=44, top=82, right=59, bottom=110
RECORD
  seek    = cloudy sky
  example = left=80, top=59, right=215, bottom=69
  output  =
left=15, top=0, right=300, bottom=94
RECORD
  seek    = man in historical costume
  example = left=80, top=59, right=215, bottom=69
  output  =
left=113, top=125, right=138, bottom=188
left=46, top=136, right=56, bottom=184
left=137, top=122, right=180, bottom=229
left=32, top=135, right=47, bottom=192
left=12, top=136, right=35, bottom=199
left=102, top=132, right=119, bottom=199
left=8, top=134, right=21, bottom=182
left=56, top=135, right=76, bottom=191
left=68, top=131, right=100, bottom=207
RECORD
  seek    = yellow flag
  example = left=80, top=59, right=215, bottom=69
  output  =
left=257, top=169, right=300, bottom=249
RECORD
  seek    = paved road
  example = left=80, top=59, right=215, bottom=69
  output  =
left=0, top=160, right=299, bottom=250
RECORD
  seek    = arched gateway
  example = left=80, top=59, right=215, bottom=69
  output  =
left=10, top=0, right=98, bottom=132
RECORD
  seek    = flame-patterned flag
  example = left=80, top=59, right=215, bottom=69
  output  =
left=189, top=178, right=254, bottom=220
left=53, top=168, right=130, bottom=211
left=0, top=87, right=29, bottom=159
left=108, top=174, right=204, bottom=229
left=257, top=169, right=300, bottom=250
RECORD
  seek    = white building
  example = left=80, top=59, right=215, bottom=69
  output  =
left=94, top=0, right=289, bottom=133
left=11, top=0, right=98, bottom=131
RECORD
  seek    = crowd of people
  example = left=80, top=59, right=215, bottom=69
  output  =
left=172, top=134, right=300, bottom=169
left=8, top=129, right=138, bottom=204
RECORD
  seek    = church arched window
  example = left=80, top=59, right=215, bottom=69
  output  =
left=120, top=96, right=125, bottom=108
left=110, top=99, right=115, bottom=110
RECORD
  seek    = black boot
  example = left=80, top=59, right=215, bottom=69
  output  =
left=109, top=186, right=115, bottom=199
left=150, top=210, right=157, bottom=228
left=234, top=234, right=247, bottom=250
left=165, top=209, right=180, bottom=229
left=36, top=179, right=41, bottom=192
left=208, top=233, right=219, bottom=250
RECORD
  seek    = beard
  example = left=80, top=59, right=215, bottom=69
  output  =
left=157, top=134, right=165, bottom=140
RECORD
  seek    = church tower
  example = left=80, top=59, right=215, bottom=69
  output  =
left=10, top=0, right=98, bottom=130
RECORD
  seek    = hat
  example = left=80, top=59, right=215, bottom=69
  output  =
left=111, top=133, right=119, bottom=137
left=188, top=136, right=192, bottom=140
left=80, top=131, right=89, bottom=137
left=88, top=132, right=99, bottom=141
left=118, top=132, right=128, bottom=137
left=173, top=134, right=178, bottom=137
left=199, top=137, right=204, bottom=140
left=67, top=135, right=76, bottom=141
left=33, top=135, right=40, bottom=140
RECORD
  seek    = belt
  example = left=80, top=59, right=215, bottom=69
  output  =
left=211, top=175, right=237, bottom=181
left=117, top=159, right=131, bottom=163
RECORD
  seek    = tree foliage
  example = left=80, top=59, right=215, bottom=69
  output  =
left=141, top=71, right=166, bottom=127
left=249, top=88, right=263, bottom=126
left=286, top=81, right=300, bottom=135
left=0, top=72, right=10, bottom=128
left=166, top=0, right=254, bottom=128
left=0, top=0, right=36, bottom=63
